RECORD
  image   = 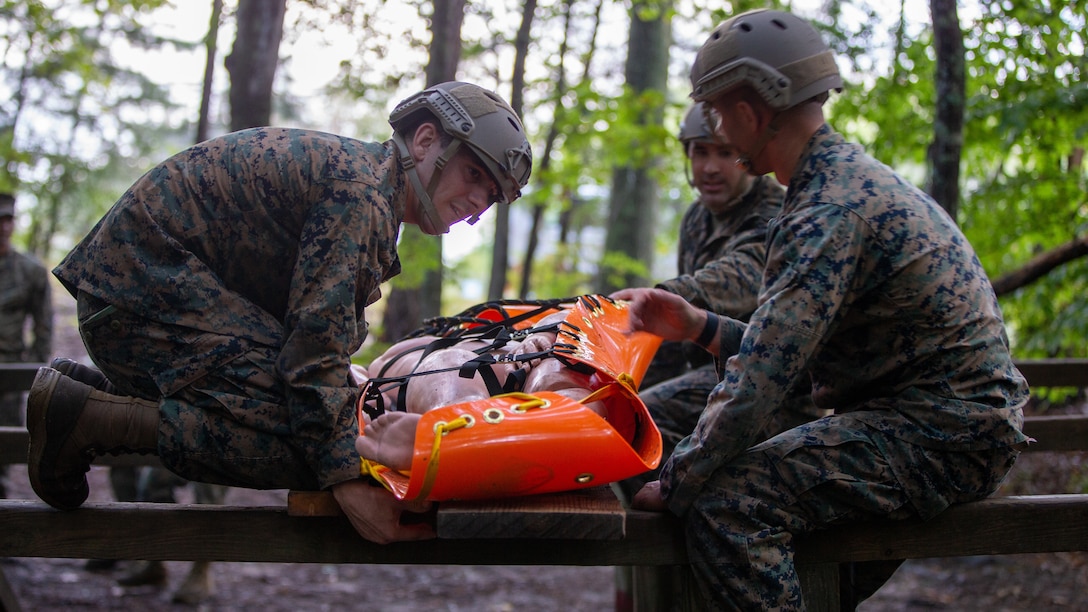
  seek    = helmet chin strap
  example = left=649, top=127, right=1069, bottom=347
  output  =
left=393, top=133, right=464, bottom=234
left=735, top=115, right=781, bottom=175
left=683, top=142, right=696, bottom=188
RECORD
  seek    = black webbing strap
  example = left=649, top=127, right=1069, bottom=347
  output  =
left=359, top=298, right=585, bottom=418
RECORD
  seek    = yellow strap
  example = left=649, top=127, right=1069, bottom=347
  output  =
left=412, top=393, right=549, bottom=502
left=413, top=414, right=473, bottom=501
left=359, top=458, right=395, bottom=493
left=578, top=374, right=636, bottom=405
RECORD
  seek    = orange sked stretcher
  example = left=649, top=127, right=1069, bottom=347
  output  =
left=358, top=295, right=663, bottom=502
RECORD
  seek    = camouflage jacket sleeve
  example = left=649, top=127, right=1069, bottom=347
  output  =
left=274, top=139, right=406, bottom=489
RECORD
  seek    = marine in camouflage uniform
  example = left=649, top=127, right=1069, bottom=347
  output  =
left=28, top=83, right=532, bottom=544
left=0, top=193, right=53, bottom=497
left=623, top=11, right=1030, bottom=610
left=53, top=126, right=408, bottom=490
left=0, top=194, right=54, bottom=417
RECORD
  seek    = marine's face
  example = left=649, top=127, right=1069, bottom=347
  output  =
left=687, top=140, right=750, bottom=214
left=414, top=146, right=499, bottom=236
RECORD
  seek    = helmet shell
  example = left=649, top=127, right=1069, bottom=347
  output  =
left=389, top=82, right=532, bottom=204
left=678, top=102, right=718, bottom=146
left=690, top=9, right=842, bottom=110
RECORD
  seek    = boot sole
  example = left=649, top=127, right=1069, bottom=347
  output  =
left=27, top=367, right=91, bottom=510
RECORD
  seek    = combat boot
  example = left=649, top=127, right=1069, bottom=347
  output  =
left=51, top=357, right=117, bottom=393
left=171, top=560, right=215, bottom=604
left=116, top=560, right=168, bottom=587
left=27, top=367, right=159, bottom=510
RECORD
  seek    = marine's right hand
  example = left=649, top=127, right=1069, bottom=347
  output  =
left=610, top=287, right=706, bottom=342
left=331, top=478, right=435, bottom=544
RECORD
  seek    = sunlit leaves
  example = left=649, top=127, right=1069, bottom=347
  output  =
left=834, top=0, right=1087, bottom=358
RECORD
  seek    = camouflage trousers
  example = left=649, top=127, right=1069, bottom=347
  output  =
left=683, top=413, right=1019, bottom=610
left=76, top=292, right=321, bottom=491
left=620, top=364, right=827, bottom=499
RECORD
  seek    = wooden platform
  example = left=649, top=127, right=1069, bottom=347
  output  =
left=1, top=358, right=1087, bottom=611
left=288, top=486, right=628, bottom=540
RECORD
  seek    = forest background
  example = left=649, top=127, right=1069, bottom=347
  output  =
left=1, top=0, right=1085, bottom=366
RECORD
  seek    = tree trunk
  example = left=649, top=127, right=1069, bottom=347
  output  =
left=196, top=0, right=224, bottom=144
left=489, top=0, right=536, bottom=300
left=596, top=2, right=670, bottom=293
left=380, top=0, right=465, bottom=342
left=225, top=0, right=286, bottom=131
left=517, top=0, right=601, bottom=298
left=927, top=0, right=965, bottom=219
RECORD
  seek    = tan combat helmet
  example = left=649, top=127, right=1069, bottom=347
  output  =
left=689, top=9, right=842, bottom=110
left=389, top=81, right=533, bottom=233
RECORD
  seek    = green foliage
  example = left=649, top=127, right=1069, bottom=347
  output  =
left=835, top=0, right=1088, bottom=359
left=529, top=244, right=596, bottom=299
left=5, top=0, right=1088, bottom=365
left=1, top=0, right=186, bottom=262
left=596, top=250, right=651, bottom=291
left=387, top=225, right=442, bottom=289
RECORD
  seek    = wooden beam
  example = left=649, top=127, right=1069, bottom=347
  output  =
left=0, top=499, right=682, bottom=566
left=796, top=494, right=1088, bottom=564
left=1022, top=414, right=1088, bottom=452
left=0, top=363, right=41, bottom=393
left=0, top=427, right=160, bottom=467
left=289, top=487, right=627, bottom=540
left=0, top=495, right=1085, bottom=566
left=1014, top=358, right=1088, bottom=388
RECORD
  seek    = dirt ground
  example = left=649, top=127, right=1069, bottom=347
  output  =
left=2, top=287, right=1085, bottom=611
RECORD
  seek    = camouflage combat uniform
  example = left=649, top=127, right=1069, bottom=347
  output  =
left=53, top=127, right=406, bottom=491
left=0, top=247, right=52, bottom=497
left=662, top=125, right=1030, bottom=610
left=633, top=178, right=783, bottom=478
left=0, top=248, right=53, bottom=423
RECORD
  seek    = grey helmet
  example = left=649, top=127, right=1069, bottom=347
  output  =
left=389, top=82, right=532, bottom=232
left=678, top=102, right=722, bottom=186
left=689, top=9, right=842, bottom=110
left=678, top=102, right=719, bottom=147
left=678, top=101, right=722, bottom=150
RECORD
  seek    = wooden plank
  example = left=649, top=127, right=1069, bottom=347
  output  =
left=2, top=495, right=1085, bottom=567
left=0, top=364, right=41, bottom=394
left=795, top=494, right=1088, bottom=564
left=289, top=488, right=626, bottom=540
left=1022, top=414, right=1088, bottom=452
left=287, top=490, right=343, bottom=516
left=1014, top=358, right=1088, bottom=388
left=0, top=427, right=160, bottom=467
left=797, top=563, right=840, bottom=612
left=0, top=500, right=681, bottom=566
left=437, top=487, right=625, bottom=540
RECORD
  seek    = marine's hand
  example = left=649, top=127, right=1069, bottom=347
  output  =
left=610, top=287, right=705, bottom=342
left=630, top=480, right=668, bottom=512
left=331, top=479, right=435, bottom=544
